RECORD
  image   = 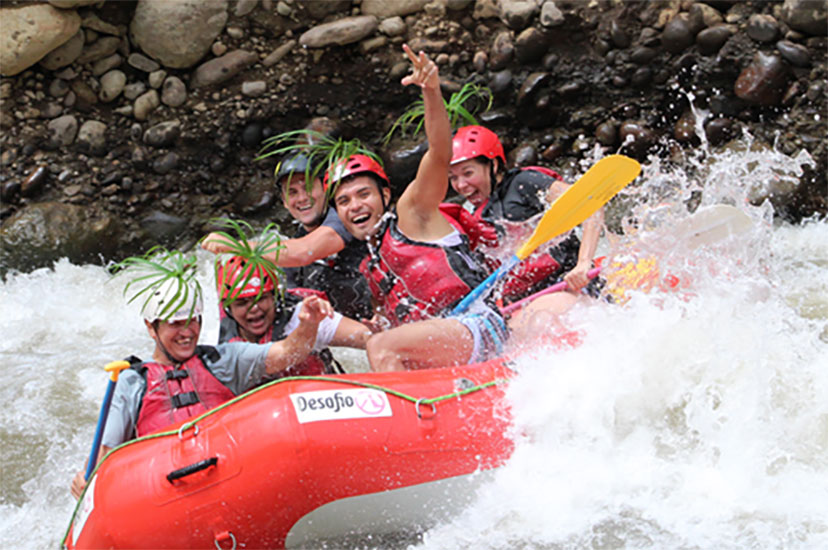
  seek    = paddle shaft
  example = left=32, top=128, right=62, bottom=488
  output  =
left=85, top=360, right=130, bottom=480
left=451, top=155, right=640, bottom=316
left=84, top=380, right=116, bottom=480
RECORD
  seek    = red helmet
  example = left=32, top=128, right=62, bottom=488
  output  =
left=217, top=256, right=276, bottom=302
left=451, top=125, right=505, bottom=165
left=323, top=154, right=389, bottom=193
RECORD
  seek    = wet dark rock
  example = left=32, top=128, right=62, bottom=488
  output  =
left=540, top=142, right=564, bottom=162
left=0, top=202, right=119, bottom=271
left=688, top=3, right=723, bottom=31
left=746, top=14, right=779, bottom=43
left=734, top=52, right=790, bottom=105
left=595, top=121, right=618, bottom=146
left=639, top=27, right=660, bottom=48
left=618, top=121, right=656, bottom=158
left=488, top=70, right=513, bottom=94
left=779, top=0, right=827, bottom=37
left=500, top=0, right=538, bottom=30
left=478, top=110, right=513, bottom=128
left=709, top=92, right=743, bottom=116
left=593, top=38, right=611, bottom=57
left=517, top=72, right=550, bottom=107
left=610, top=20, right=630, bottom=49
left=510, top=144, right=537, bottom=166
left=705, top=117, right=737, bottom=146
left=386, top=139, right=428, bottom=195
left=630, top=46, right=657, bottom=65
left=191, top=50, right=259, bottom=89
left=241, top=122, right=264, bottom=148
left=696, top=24, right=734, bottom=55
left=557, top=82, right=581, bottom=99
left=515, top=27, right=547, bottom=63
left=661, top=15, right=694, bottom=54
left=1, top=180, right=21, bottom=203
left=152, top=152, right=179, bottom=175
left=489, top=31, right=515, bottom=70
left=631, top=67, right=652, bottom=88
left=674, top=110, right=698, bottom=143
left=21, top=166, right=48, bottom=198
left=143, top=120, right=181, bottom=148
left=541, top=52, right=558, bottom=70
left=776, top=40, right=811, bottom=67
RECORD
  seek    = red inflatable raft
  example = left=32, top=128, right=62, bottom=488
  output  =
left=63, top=358, right=515, bottom=549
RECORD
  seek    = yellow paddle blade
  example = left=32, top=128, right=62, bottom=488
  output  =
left=515, top=155, right=641, bottom=260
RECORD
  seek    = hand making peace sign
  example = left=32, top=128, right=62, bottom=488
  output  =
left=400, top=43, right=440, bottom=91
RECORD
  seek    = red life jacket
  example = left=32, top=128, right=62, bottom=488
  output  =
left=360, top=214, right=489, bottom=327
left=441, top=166, right=571, bottom=303
left=220, top=289, right=338, bottom=377
left=134, top=348, right=235, bottom=437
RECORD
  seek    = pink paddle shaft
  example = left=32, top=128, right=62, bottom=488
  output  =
left=500, top=267, right=602, bottom=316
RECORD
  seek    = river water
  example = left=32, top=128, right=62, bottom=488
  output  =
left=1, top=143, right=826, bottom=549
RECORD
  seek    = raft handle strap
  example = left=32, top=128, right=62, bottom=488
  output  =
left=214, top=531, right=237, bottom=550
left=166, top=456, right=218, bottom=483
left=414, top=398, right=437, bottom=419
left=178, top=422, right=199, bottom=439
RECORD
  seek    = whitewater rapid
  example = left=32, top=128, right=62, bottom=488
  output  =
left=1, top=149, right=826, bottom=549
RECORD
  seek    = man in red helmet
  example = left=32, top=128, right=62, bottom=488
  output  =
left=326, top=46, right=508, bottom=371
left=216, top=255, right=370, bottom=377
left=447, top=125, right=604, bottom=317
left=202, top=154, right=373, bottom=321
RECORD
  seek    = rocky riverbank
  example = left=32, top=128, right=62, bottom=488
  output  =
left=1, top=0, right=825, bottom=274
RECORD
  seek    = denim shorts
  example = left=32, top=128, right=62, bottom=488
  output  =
left=455, top=305, right=509, bottom=363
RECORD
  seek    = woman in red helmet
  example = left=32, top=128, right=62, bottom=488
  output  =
left=326, top=46, right=508, bottom=372
left=216, top=256, right=371, bottom=377
left=447, top=125, right=604, bottom=314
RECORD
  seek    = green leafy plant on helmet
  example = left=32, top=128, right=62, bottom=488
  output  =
left=111, top=246, right=203, bottom=324
left=202, top=217, right=286, bottom=308
left=255, top=129, right=383, bottom=201
left=383, top=82, right=493, bottom=145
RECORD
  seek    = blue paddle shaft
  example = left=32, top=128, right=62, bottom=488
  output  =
left=84, top=379, right=116, bottom=480
left=452, top=254, right=520, bottom=315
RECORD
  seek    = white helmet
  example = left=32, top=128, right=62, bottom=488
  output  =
left=141, top=277, right=203, bottom=323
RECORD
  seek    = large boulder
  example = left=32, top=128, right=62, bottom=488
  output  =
left=0, top=4, right=81, bottom=76
left=130, top=0, right=228, bottom=69
left=0, top=202, right=119, bottom=272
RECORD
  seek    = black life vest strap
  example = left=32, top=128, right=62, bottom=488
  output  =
left=170, top=391, right=199, bottom=409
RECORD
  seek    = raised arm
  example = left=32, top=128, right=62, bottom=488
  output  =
left=201, top=227, right=345, bottom=267
left=546, top=180, right=603, bottom=290
left=396, top=44, right=453, bottom=237
left=263, top=295, right=332, bottom=374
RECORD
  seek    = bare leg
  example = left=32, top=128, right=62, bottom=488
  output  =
left=366, top=318, right=474, bottom=372
left=508, top=291, right=579, bottom=346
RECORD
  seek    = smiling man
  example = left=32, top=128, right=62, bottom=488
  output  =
left=202, top=154, right=373, bottom=320
left=71, top=274, right=330, bottom=499
left=326, top=45, right=509, bottom=372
